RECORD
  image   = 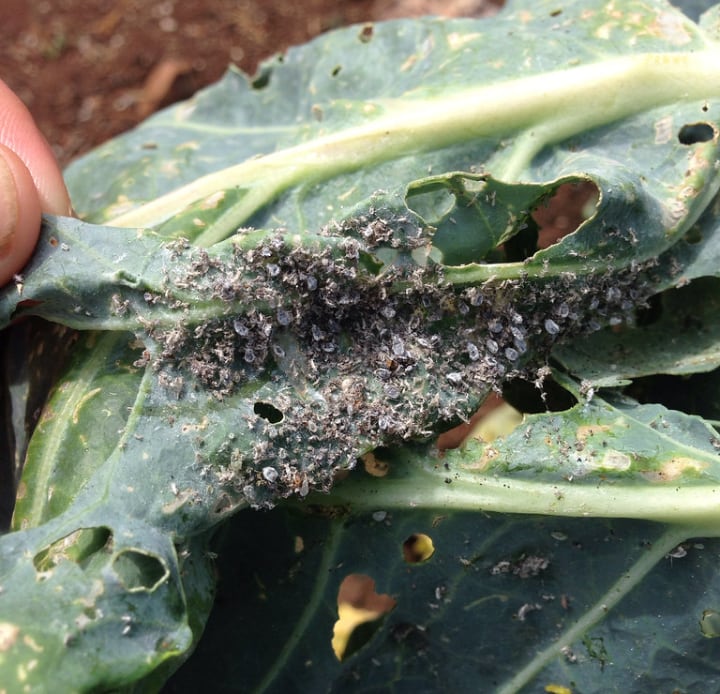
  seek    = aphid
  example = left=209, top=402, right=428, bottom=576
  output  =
left=488, top=319, right=504, bottom=334
left=555, top=302, right=570, bottom=318
left=466, top=342, right=480, bottom=361
left=381, top=304, right=397, bottom=319
left=378, top=415, right=393, bottom=431
left=606, top=286, right=622, bottom=302
left=391, top=335, right=405, bottom=357
left=544, top=318, right=560, bottom=335
left=510, top=325, right=525, bottom=342
left=509, top=310, right=523, bottom=325
left=276, top=307, right=292, bottom=326
left=233, top=319, right=249, bottom=337
left=466, top=287, right=484, bottom=306
left=383, top=384, right=401, bottom=399
left=262, top=466, right=279, bottom=483
left=504, top=347, right=519, bottom=361
left=486, top=338, right=499, bottom=354
left=446, top=372, right=463, bottom=385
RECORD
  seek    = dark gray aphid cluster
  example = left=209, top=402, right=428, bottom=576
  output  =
left=137, top=214, right=651, bottom=507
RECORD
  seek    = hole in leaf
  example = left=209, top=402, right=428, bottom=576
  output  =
left=634, top=291, right=663, bottom=326
left=532, top=182, right=599, bottom=250
left=112, top=549, right=168, bottom=592
left=358, top=23, right=374, bottom=43
left=253, top=401, right=283, bottom=423
left=625, top=371, right=720, bottom=422
left=700, top=609, right=720, bottom=638
left=405, top=184, right=455, bottom=224
left=402, top=533, right=435, bottom=563
left=212, top=493, right=234, bottom=516
left=33, top=527, right=113, bottom=575
left=331, top=574, right=396, bottom=661
left=678, top=122, right=715, bottom=145
left=437, top=391, right=504, bottom=450
left=361, top=450, right=390, bottom=477
left=466, top=402, right=524, bottom=444
left=251, top=65, right=272, bottom=90
left=502, top=375, right=577, bottom=414
left=684, top=225, right=703, bottom=244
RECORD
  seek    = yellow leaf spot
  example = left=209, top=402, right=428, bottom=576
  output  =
left=22, top=635, right=43, bottom=653
left=600, top=450, right=632, bottom=471
left=72, top=387, right=102, bottom=424
left=181, top=416, right=209, bottom=433
left=644, top=456, right=707, bottom=482
left=200, top=191, right=226, bottom=210
left=545, top=685, right=573, bottom=694
left=575, top=424, right=610, bottom=444
left=0, top=623, right=19, bottom=652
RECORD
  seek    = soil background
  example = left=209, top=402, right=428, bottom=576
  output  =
left=0, top=0, right=502, bottom=169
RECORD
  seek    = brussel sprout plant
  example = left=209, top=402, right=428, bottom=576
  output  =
left=3, top=0, right=720, bottom=690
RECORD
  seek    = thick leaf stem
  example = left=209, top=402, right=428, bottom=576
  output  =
left=313, top=463, right=720, bottom=525
left=107, top=50, right=720, bottom=244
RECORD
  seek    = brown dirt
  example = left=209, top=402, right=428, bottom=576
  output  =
left=0, top=0, right=502, bottom=168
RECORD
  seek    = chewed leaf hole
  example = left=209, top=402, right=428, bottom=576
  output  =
left=678, top=122, right=715, bottom=145
left=33, top=526, right=113, bottom=575
left=361, top=450, right=390, bottom=477
left=467, top=402, right=524, bottom=444
left=112, top=549, right=168, bottom=592
left=700, top=609, right=720, bottom=638
left=331, top=574, right=396, bottom=661
left=250, top=65, right=272, bottom=90
left=437, top=391, right=504, bottom=450
left=253, top=401, right=283, bottom=423
left=402, top=533, right=435, bottom=564
left=533, top=182, right=599, bottom=251
left=358, top=23, right=374, bottom=42
left=503, top=375, right=577, bottom=414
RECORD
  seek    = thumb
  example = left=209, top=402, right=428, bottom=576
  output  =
left=0, top=143, right=42, bottom=286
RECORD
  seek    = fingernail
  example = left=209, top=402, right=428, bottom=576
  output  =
left=0, top=149, right=19, bottom=254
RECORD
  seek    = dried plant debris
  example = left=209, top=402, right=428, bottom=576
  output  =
left=128, top=212, right=653, bottom=506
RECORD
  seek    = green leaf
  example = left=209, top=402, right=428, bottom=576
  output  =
left=555, top=277, right=720, bottom=388
left=168, top=506, right=720, bottom=693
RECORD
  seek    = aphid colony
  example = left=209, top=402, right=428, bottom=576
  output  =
left=137, top=212, right=650, bottom=507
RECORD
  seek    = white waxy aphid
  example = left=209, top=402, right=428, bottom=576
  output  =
left=262, top=466, right=279, bottom=483
left=505, top=347, right=519, bottom=361
left=544, top=318, right=560, bottom=335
